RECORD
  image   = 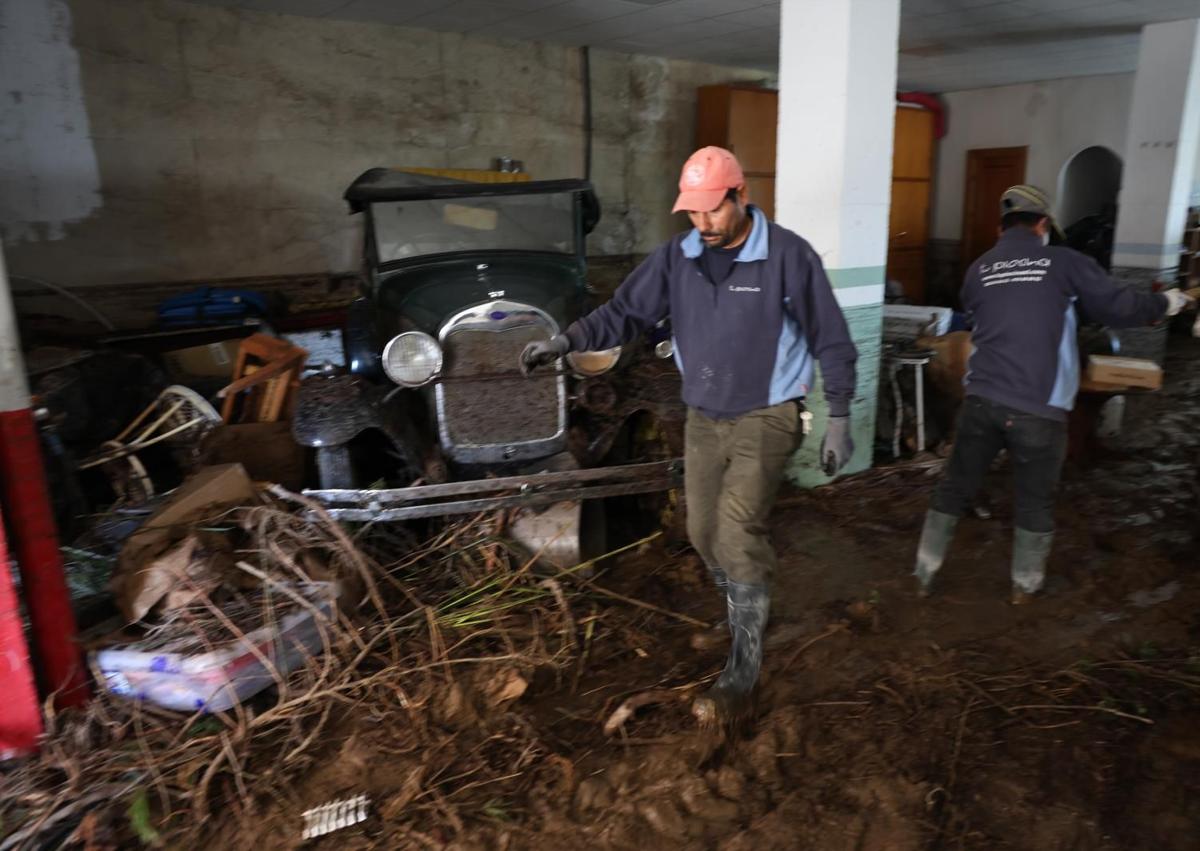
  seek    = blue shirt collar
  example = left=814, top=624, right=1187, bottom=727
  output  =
left=680, top=204, right=770, bottom=261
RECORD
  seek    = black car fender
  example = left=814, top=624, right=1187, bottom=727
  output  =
left=292, top=372, right=430, bottom=484
left=292, top=373, right=378, bottom=449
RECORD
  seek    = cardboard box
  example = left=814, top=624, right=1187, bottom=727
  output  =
left=163, top=340, right=241, bottom=379
left=916, top=331, right=972, bottom=400
left=198, top=422, right=307, bottom=490
left=1086, top=355, right=1163, bottom=390
left=112, top=464, right=260, bottom=622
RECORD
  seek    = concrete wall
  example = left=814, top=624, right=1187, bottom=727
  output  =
left=0, top=0, right=764, bottom=288
left=932, top=73, right=1136, bottom=243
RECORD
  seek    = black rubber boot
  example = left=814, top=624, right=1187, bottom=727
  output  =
left=914, top=509, right=959, bottom=597
left=690, top=565, right=731, bottom=650
left=692, top=580, right=769, bottom=725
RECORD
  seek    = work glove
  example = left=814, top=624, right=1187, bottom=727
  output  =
left=819, top=415, right=854, bottom=477
left=1163, top=288, right=1195, bottom=317
left=520, top=334, right=571, bottom=376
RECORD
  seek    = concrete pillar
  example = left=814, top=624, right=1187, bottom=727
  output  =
left=1112, top=19, right=1200, bottom=361
left=774, top=0, right=900, bottom=485
left=0, top=246, right=88, bottom=708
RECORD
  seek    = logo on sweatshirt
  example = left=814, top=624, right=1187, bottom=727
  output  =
left=729, top=285, right=761, bottom=293
left=980, top=257, right=1052, bottom=287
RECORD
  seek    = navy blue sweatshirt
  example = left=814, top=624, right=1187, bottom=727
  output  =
left=565, top=206, right=858, bottom=419
left=962, top=228, right=1168, bottom=421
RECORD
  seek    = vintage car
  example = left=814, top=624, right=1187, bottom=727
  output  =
left=293, top=170, right=682, bottom=563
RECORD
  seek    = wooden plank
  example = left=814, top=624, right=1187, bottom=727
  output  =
left=888, top=180, right=931, bottom=249
left=695, top=85, right=732, bottom=150
left=892, top=107, right=935, bottom=181
left=726, top=88, right=777, bottom=175
left=745, top=175, right=775, bottom=220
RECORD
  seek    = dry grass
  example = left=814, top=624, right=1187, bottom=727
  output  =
left=0, top=491, right=650, bottom=849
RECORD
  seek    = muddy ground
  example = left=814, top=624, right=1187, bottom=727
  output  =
left=209, top=337, right=1197, bottom=851
left=33, top=335, right=1199, bottom=851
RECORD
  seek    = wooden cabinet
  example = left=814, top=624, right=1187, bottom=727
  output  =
left=886, top=106, right=937, bottom=302
left=697, top=85, right=778, bottom=219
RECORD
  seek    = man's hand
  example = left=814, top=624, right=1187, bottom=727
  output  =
left=819, top=415, right=854, bottom=477
left=520, top=335, right=571, bottom=376
left=1164, top=288, right=1196, bottom=317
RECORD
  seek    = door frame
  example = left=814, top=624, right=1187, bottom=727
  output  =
left=961, top=146, right=1028, bottom=268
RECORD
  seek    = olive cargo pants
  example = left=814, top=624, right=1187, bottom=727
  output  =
left=684, top=401, right=805, bottom=587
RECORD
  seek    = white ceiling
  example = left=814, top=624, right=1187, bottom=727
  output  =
left=184, top=0, right=1200, bottom=91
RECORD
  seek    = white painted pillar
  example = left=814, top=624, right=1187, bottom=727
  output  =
left=1110, top=19, right=1200, bottom=361
left=0, top=249, right=31, bottom=412
left=774, top=0, right=900, bottom=485
left=1113, top=19, right=1200, bottom=272
left=0, top=245, right=89, bottom=707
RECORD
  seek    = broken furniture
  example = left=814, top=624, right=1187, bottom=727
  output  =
left=76, top=385, right=222, bottom=503
left=881, top=304, right=953, bottom=457
left=887, top=348, right=936, bottom=456
left=217, top=333, right=308, bottom=424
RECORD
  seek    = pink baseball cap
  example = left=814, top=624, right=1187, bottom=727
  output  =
left=672, top=146, right=745, bottom=213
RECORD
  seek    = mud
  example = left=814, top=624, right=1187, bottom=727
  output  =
left=192, top=336, right=1200, bottom=849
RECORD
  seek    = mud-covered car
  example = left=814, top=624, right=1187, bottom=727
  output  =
left=294, top=170, right=682, bottom=562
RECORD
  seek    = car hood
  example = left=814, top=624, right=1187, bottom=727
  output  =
left=375, top=253, right=588, bottom=338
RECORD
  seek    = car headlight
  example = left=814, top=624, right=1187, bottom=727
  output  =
left=382, top=331, right=442, bottom=387
left=566, top=346, right=621, bottom=377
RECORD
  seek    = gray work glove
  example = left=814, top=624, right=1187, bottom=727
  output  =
left=1163, top=288, right=1195, bottom=317
left=819, top=415, right=854, bottom=476
left=520, top=334, right=571, bottom=376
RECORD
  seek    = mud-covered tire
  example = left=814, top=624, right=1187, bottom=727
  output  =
left=316, top=445, right=354, bottom=490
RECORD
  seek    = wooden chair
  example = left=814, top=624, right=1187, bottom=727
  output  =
left=217, top=334, right=308, bottom=424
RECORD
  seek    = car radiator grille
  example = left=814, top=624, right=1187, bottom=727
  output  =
left=440, top=325, right=562, bottom=449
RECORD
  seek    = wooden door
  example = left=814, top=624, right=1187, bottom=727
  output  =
left=962, top=147, right=1027, bottom=268
left=886, top=107, right=935, bottom=302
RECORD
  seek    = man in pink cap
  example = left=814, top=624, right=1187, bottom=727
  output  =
left=522, top=146, right=858, bottom=722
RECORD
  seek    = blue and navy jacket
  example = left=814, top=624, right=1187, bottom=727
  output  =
left=962, top=228, right=1167, bottom=422
left=564, top=206, right=858, bottom=419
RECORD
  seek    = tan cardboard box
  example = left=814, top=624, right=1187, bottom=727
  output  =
left=1085, top=355, right=1163, bottom=390
left=163, top=340, right=241, bottom=379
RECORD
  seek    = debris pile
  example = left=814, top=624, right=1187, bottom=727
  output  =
left=1, top=479, right=633, bottom=848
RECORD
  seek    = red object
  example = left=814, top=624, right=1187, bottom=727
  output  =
left=897, top=91, right=946, bottom=138
left=0, top=505, right=43, bottom=757
left=0, top=408, right=89, bottom=708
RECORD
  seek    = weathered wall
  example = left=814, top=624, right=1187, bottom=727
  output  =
left=0, top=0, right=764, bottom=288
left=928, top=71, right=1200, bottom=303
left=932, top=73, right=1136, bottom=243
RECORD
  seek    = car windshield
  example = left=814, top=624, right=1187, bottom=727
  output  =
left=372, top=191, right=578, bottom=262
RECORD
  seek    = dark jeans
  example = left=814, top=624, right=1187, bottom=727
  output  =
left=932, top=395, right=1067, bottom=534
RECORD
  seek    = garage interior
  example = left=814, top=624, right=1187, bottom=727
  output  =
left=2, top=0, right=1200, bottom=847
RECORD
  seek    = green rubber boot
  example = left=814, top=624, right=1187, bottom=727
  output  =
left=914, top=510, right=959, bottom=597
left=1011, top=528, right=1053, bottom=604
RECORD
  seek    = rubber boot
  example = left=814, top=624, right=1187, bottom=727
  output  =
left=914, top=510, right=959, bottom=597
left=692, top=580, right=769, bottom=725
left=690, top=565, right=732, bottom=650
left=1011, top=528, right=1053, bottom=604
